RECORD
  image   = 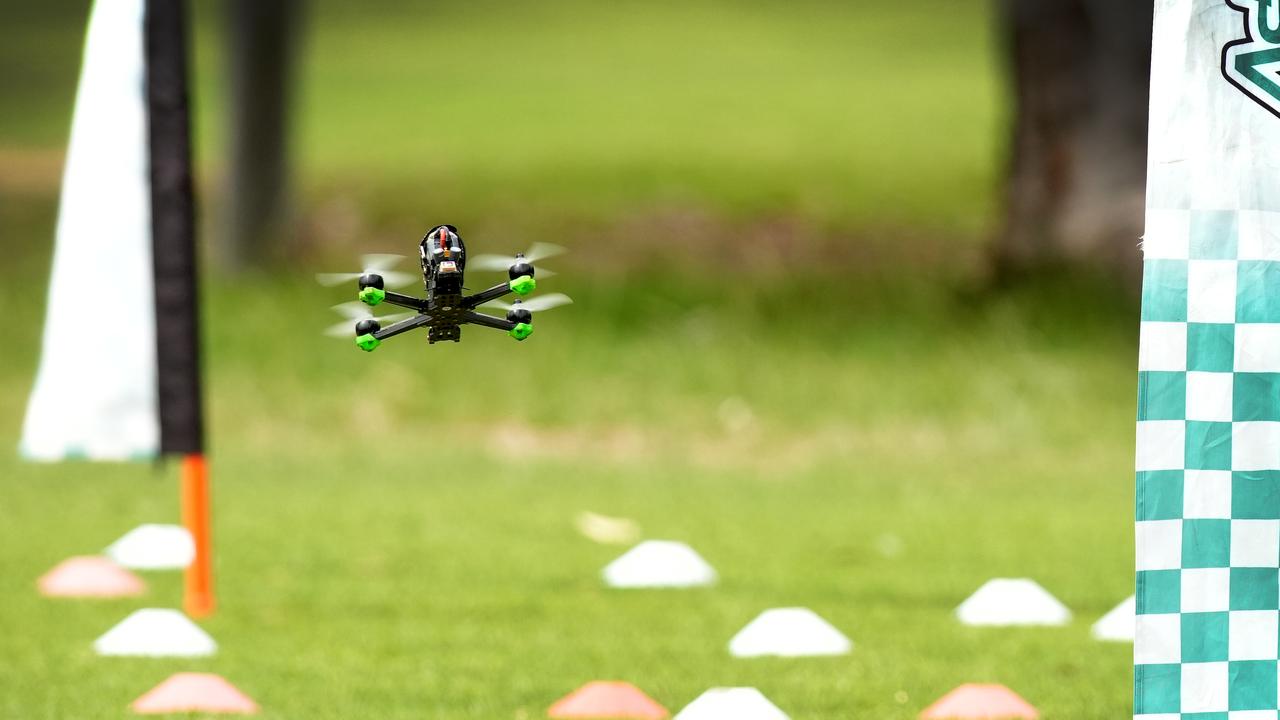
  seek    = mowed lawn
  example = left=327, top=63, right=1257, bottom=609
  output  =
left=0, top=213, right=1139, bottom=718
left=0, top=0, right=1142, bottom=717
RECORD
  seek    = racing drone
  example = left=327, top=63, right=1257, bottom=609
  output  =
left=318, top=225, right=571, bottom=350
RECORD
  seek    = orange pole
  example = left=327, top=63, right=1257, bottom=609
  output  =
left=181, top=453, right=215, bottom=617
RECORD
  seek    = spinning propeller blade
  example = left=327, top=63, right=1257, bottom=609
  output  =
left=323, top=302, right=414, bottom=337
left=316, top=253, right=417, bottom=288
left=468, top=242, right=566, bottom=276
left=481, top=292, right=573, bottom=313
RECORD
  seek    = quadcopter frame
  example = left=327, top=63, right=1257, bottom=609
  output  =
left=352, top=273, right=537, bottom=351
left=326, top=225, right=560, bottom=350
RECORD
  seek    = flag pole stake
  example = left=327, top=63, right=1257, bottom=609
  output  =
left=181, top=453, right=214, bottom=617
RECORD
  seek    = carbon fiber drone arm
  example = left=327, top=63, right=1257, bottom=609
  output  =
left=462, top=282, right=513, bottom=309
left=380, top=290, right=429, bottom=311
left=461, top=310, right=517, bottom=332
left=372, top=314, right=433, bottom=341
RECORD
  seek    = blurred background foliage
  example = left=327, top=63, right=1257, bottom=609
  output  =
left=4, top=0, right=1005, bottom=274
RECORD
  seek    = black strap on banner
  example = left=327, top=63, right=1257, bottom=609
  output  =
left=146, top=0, right=204, bottom=455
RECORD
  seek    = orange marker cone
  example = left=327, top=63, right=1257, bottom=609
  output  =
left=548, top=681, right=669, bottom=719
left=38, top=556, right=145, bottom=598
left=131, top=673, right=258, bottom=715
left=920, top=684, right=1038, bottom=719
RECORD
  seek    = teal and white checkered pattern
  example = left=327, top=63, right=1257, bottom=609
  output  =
left=1136, top=208, right=1280, bottom=718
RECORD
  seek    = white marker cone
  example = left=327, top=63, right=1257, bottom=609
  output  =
left=1091, top=595, right=1135, bottom=642
left=728, top=607, right=852, bottom=658
left=105, top=523, right=195, bottom=570
left=602, top=540, right=717, bottom=589
left=674, top=688, right=788, bottom=720
left=94, top=608, right=216, bottom=657
left=955, top=578, right=1071, bottom=627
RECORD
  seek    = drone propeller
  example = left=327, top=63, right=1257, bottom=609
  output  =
left=481, top=292, right=574, bottom=314
left=467, top=242, right=565, bottom=277
left=323, top=302, right=415, bottom=337
left=316, top=253, right=417, bottom=288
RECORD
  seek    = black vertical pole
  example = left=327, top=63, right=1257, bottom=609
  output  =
left=146, top=0, right=204, bottom=455
left=146, top=0, right=214, bottom=616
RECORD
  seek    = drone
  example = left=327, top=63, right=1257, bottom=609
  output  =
left=318, top=225, right=571, bottom=350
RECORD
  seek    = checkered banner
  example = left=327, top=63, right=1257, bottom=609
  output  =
left=1136, top=1, right=1280, bottom=718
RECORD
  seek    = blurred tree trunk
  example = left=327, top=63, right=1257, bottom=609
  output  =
left=994, top=0, right=1152, bottom=284
left=218, top=0, right=302, bottom=272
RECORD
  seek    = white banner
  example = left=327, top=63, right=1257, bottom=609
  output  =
left=21, top=0, right=158, bottom=461
left=1136, top=1, right=1280, bottom=717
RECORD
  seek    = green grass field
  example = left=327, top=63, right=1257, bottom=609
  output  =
left=0, top=223, right=1140, bottom=718
left=0, top=1, right=1142, bottom=717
